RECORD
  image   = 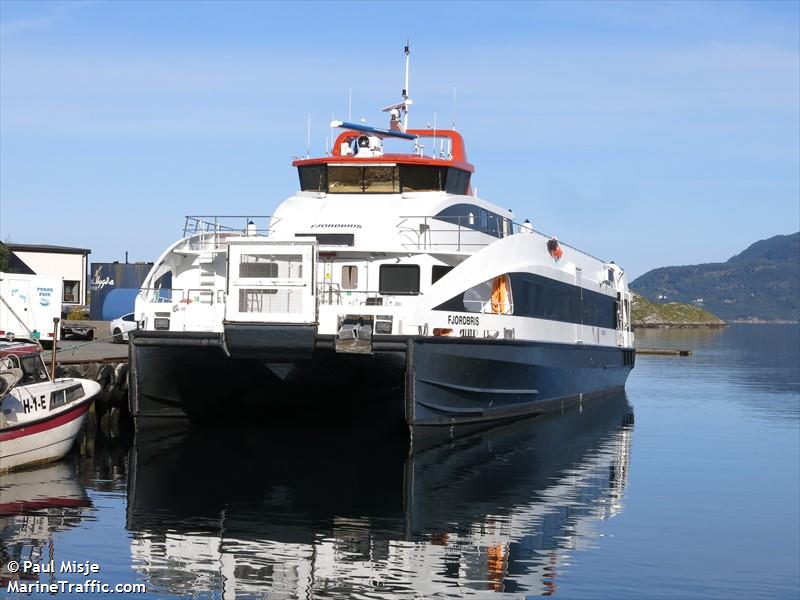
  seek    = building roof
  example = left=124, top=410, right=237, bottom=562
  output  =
left=5, top=251, right=36, bottom=275
left=6, top=243, right=91, bottom=255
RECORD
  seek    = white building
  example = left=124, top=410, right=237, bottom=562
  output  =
left=6, top=243, right=90, bottom=308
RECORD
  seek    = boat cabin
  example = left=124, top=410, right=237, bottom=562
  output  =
left=293, top=129, right=474, bottom=195
left=0, top=341, right=50, bottom=386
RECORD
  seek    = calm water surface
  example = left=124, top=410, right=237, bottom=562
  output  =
left=1, top=324, right=798, bottom=599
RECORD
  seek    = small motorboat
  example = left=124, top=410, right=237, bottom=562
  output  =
left=0, top=338, right=101, bottom=473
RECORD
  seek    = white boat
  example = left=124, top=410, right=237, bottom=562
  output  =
left=131, top=48, right=635, bottom=433
left=0, top=339, right=101, bottom=472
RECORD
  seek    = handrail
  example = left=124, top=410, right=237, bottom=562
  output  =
left=183, top=215, right=275, bottom=238
left=396, top=215, right=608, bottom=263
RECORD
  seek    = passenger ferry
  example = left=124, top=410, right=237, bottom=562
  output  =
left=131, top=48, right=635, bottom=433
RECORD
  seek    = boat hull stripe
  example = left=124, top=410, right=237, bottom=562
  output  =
left=0, top=399, right=91, bottom=442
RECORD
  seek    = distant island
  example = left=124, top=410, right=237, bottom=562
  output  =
left=631, top=232, right=799, bottom=323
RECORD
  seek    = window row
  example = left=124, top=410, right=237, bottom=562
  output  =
left=434, top=272, right=618, bottom=329
left=433, top=203, right=512, bottom=239
left=317, top=264, right=454, bottom=295
left=298, top=165, right=471, bottom=195
left=508, top=274, right=617, bottom=329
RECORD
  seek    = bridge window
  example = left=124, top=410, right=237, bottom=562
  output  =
left=445, top=168, right=470, bottom=194
left=299, top=164, right=471, bottom=194
left=327, top=166, right=364, bottom=193
left=400, top=165, right=446, bottom=192
left=363, top=166, right=400, bottom=193
left=379, top=264, right=420, bottom=295
left=298, top=166, right=326, bottom=192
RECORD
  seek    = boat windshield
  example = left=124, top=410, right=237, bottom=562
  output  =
left=298, top=164, right=470, bottom=195
left=20, top=355, right=49, bottom=384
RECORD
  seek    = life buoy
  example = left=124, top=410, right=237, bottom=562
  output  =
left=547, top=237, right=563, bottom=261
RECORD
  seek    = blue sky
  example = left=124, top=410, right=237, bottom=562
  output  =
left=1, top=0, right=798, bottom=278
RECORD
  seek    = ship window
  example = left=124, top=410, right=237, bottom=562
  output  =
left=432, top=265, right=454, bottom=284
left=445, top=168, right=470, bottom=194
left=298, top=166, right=326, bottom=192
left=51, top=389, right=66, bottom=409
left=583, top=290, right=617, bottom=329
left=434, top=272, right=619, bottom=329
left=486, top=212, right=503, bottom=237
left=379, top=264, right=420, bottom=295
left=295, top=233, right=355, bottom=246
left=239, top=255, right=279, bottom=278
left=433, top=204, right=504, bottom=238
left=50, top=384, right=84, bottom=409
left=400, top=165, right=446, bottom=192
left=341, top=266, right=358, bottom=289
left=363, top=166, right=400, bottom=193
left=327, top=166, right=363, bottom=193
left=463, top=279, right=494, bottom=313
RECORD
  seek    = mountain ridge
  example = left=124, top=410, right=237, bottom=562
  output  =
left=631, top=232, right=799, bottom=322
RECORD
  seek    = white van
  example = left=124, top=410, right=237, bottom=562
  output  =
left=0, top=273, right=63, bottom=344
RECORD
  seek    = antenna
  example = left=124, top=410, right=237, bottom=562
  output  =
left=452, top=86, right=457, bottom=130
left=432, top=112, right=437, bottom=159
left=403, top=42, right=410, bottom=130
left=382, top=43, right=414, bottom=133
left=306, top=113, right=311, bottom=159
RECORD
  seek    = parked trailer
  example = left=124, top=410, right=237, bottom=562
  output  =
left=60, top=322, right=96, bottom=340
left=0, top=272, right=63, bottom=344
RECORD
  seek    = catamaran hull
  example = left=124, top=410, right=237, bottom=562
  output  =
left=0, top=398, right=93, bottom=472
left=129, top=330, right=633, bottom=431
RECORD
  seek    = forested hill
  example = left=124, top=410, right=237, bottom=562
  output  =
left=631, top=232, right=799, bottom=322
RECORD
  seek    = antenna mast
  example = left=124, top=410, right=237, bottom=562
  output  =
left=306, top=113, right=311, bottom=158
left=403, top=42, right=410, bottom=131
left=381, top=43, right=415, bottom=134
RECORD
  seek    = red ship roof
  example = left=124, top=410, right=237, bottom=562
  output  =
left=292, top=128, right=474, bottom=173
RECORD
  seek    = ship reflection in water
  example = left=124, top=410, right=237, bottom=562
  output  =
left=0, top=463, right=93, bottom=588
left=126, top=393, right=634, bottom=598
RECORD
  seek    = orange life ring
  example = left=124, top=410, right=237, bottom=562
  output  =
left=547, top=238, right=563, bottom=261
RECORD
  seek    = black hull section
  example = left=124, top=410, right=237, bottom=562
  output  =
left=129, top=330, right=633, bottom=432
left=407, top=338, right=634, bottom=431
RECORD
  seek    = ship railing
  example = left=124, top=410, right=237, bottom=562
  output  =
left=462, top=299, right=514, bottom=314
left=183, top=216, right=278, bottom=251
left=316, top=282, right=389, bottom=307
left=138, top=287, right=225, bottom=305
left=138, top=287, right=180, bottom=304
left=396, top=215, right=507, bottom=252
left=396, top=215, right=608, bottom=263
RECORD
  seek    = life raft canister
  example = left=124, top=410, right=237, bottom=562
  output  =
left=547, top=237, right=563, bottom=261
